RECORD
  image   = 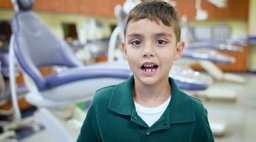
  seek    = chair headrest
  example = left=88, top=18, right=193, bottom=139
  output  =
left=16, top=0, right=34, bottom=11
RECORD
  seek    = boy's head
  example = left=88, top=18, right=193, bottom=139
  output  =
left=124, top=0, right=181, bottom=42
left=121, top=0, right=185, bottom=86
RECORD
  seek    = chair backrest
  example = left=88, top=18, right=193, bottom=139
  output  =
left=11, top=11, right=83, bottom=90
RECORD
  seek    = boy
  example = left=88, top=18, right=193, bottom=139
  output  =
left=77, top=0, right=214, bottom=141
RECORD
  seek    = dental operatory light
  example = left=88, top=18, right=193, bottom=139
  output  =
left=12, top=0, right=34, bottom=12
left=195, top=0, right=228, bottom=21
left=163, top=0, right=176, bottom=7
left=207, top=0, right=227, bottom=8
left=123, top=0, right=140, bottom=14
left=195, top=0, right=208, bottom=21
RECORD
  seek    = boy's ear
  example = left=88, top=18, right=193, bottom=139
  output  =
left=121, top=41, right=128, bottom=59
left=174, top=41, right=185, bottom=60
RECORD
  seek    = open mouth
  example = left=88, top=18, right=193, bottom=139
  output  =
left=141, top=63, right=159, bottom=73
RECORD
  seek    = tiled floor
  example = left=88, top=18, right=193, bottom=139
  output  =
left=2, top=73, right=256, bottom=142
left=205, top=73, right=256, bottom=142
left=20, top=130, right=55, bottom=142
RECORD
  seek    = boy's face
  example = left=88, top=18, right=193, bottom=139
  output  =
left=122, top=19, right=184, bottom=86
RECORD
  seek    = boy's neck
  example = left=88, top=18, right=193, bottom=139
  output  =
left=133, top=80, right=171, bottom=107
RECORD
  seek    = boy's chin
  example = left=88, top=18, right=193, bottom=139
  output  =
left=136, top=75, right=161, bottom=86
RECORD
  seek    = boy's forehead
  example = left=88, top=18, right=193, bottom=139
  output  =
left=126, top=19, right=174, bottom=33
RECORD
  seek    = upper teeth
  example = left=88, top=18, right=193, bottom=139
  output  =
left=144, top=64, right=155, bottom=67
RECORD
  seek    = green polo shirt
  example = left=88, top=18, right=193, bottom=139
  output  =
left=77, top=76, right=214, bottom=142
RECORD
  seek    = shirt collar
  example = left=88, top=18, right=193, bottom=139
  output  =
left=108, top=76, right=135, bottom=115
left=108, top=75, right=195, bottom=124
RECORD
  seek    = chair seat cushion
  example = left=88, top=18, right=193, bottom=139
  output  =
left=42, top=67, right=131, bottom=91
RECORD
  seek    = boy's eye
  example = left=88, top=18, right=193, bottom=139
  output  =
left=156, top=39, right=167, bottom=45
left=130, top=39, right=141, bottom=46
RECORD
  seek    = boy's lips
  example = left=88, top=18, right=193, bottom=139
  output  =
left=140, top=62, right=159, bottom=76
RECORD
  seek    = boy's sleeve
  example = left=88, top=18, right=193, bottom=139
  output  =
left=202, top=108, right=215, bottom=142
left=191, top=101, right=215, bottom=142
left=77, top=104, right=101, bottom=142
left=197, top=108, right=215, bottom=142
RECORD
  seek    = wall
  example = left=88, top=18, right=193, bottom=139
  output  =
left=0, top=0, right=125, bottom=17
left=0, top=9, right=116, bottom=42
left=189, top=20, right=247, bottom=39
left=176, top=0, right=248, bottom=21
left=0, top=10, right=248, bottom=41
left=248, top=0, right=256, bottom=35
left=248, top=0, right=256, bottom=71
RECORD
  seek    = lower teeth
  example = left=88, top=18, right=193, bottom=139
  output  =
left=144, top=69, right=155, bottom=72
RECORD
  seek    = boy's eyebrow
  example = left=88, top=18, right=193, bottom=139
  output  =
left=127, top=32, right=173, bottom=37
left=154, top=32, right=173, bottom=37
left=126, top=32, right=173, bottom=38
left=126, top=33, right=142, bottom=38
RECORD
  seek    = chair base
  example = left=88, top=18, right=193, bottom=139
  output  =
left=34, top=106, right=86, bottom=142
left=210, top=121, right=227, bottom=137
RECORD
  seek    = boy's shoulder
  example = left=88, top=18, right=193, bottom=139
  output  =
left=187, top=94, right=207, bottom=115
left=177, top=90, right=207, bottom=116
left=89, top=84, right=117, bottom=109
left=96, top=84, right=116, bottom=94
left=92, top=76, right=134, bottom=108
left=91, top=80, right=131, bottom=112
left=189, top=95, right=203, bottom=105
left=170, top=77, right=205, bottom=111
left=94, top=84, right=117, bottom=100
left=93, top=80, right=127, bottom=101
left=176, top=89, right=203, bottom=105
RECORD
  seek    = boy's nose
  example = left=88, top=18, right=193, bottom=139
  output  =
left=142, top=43, right=155, bottom=58
left=143, top=52, right=154, bottom=58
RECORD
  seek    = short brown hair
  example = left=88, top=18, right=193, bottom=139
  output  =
left=124, top=0, right=181, bottom=42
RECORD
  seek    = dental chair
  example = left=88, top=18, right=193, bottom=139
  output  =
left=9, top=0, right=132, bottom=141
left=0, top=14, right=32, bottom=142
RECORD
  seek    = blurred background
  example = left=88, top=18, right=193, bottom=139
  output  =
left=0, top=0, right=255, bottom=142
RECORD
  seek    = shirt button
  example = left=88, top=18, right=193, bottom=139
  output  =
left=146, top=132, right=150, bottom=135
left=134, top=116, right=137, bottom=119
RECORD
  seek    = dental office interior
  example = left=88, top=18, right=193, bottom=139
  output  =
left=0, top=0, right=255, bottom=141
